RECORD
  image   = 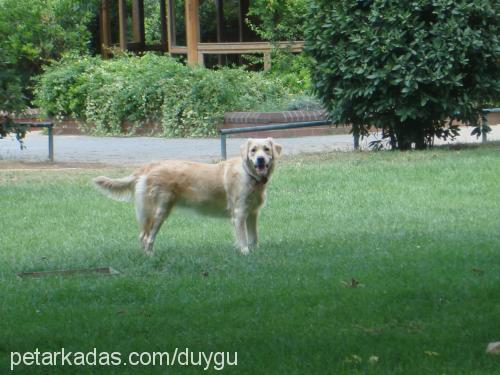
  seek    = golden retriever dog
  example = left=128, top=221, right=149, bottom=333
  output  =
left=93, top=138, right=282, bottom=255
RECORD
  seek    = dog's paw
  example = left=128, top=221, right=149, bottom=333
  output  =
left=239, top=247, right=250, bottom=255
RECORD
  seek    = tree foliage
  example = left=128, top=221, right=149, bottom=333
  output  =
left=0, top=48, right=25, bottom=113
left=0, top=0, right=97, bottom=111
left=305, top=0, right=500, bottom=149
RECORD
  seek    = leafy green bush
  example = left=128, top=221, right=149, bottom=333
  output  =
left=247, top=0, right=312, bottom=95
left=35, top=53, right=291, bottom=137
left=263, top=51, right=313, bottom=94
left=162, top=66, right=291, bottom=137
left=306, top=0, right=500, bottom=149
left=33, top=54, right=100, bottom=119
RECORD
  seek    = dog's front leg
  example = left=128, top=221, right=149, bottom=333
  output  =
left=247, top=211, right=258, bottom=249
left=233, top=209, right=249, bottom=255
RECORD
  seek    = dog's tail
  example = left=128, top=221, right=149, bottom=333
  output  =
left=92, top=175, right=137, bottom=202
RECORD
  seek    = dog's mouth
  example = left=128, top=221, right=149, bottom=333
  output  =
left=254, top=162, right=269, bottom=176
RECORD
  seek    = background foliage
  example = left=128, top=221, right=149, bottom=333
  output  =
left=248, top=0, right=307, bottom=41
left=305, top=0, right=500, bottom=149
left=0, top=0, right=98, bottom=111
left=34, top=53, right=292, bottom=137
left=0, top=48, right=25, bottom=113
left=247, top=0, right=314, bottom=101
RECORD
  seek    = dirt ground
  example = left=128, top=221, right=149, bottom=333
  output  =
left=0, top=160, right=121, bottom=171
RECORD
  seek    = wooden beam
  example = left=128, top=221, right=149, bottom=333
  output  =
left=100, top=0, right=111, bottom=57
left=169, top=41, right=304, bottom=57
left=185, top=0, right=200, bottom=66
left=215, top=0, right=224, bottom=65
left=198, top=41, right=304, bottom=54
left=131, top=0, right=145, bottom=45
left=118, top=0, right=128, bottom=51
left=167, top=0, right=177, bottom=47
left=169, top=46, right=188, bottom=54
left=160, top=0, right=168, bottom=52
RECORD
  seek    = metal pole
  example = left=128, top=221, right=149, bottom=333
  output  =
left=220, top=120, right=331, bottom=135
left=221, top=134, right=227, bottom=160
left=48, top=124, right=54, bottom=162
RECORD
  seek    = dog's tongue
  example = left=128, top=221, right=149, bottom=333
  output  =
left=256, top=165, right=267, bottom=176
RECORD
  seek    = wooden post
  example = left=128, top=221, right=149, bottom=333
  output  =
left=100, top=0, right=111, bottom=57
left=167, top=0, right=176, bottom=47
left=216, top=0, right=224, bottom=42
left=216, top=0, right=224, bottom=65
left=239, top=0, right=250, bottom=42
left=118, top=0, right=128, bottom=51
left=132, top=0, right=145, bottom=45
left=185, top=0, right=200, bottom=66
left=238, top=0, right=250, bottom=64
left=160, top=0, right=168, bottom=52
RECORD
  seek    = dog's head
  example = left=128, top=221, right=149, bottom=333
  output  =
left=240, top=138, right=282, bottom=179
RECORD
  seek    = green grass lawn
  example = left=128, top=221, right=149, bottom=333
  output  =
left=1, top=145, right=499, bottom=374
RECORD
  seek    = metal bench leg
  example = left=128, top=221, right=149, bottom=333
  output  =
left=221, top=134, right=227, bottom=160
left=48, top=125, right=54, bottom=162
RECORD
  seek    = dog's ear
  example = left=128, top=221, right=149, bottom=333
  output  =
left=240, top=138, right=253, bottom=160
left=267, top=138, right=282, bottom=158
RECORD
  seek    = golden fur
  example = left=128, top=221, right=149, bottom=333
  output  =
left=93, top=138, right=282, bottom=255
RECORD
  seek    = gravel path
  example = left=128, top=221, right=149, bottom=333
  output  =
left=1, top=126, right=499, bottom=165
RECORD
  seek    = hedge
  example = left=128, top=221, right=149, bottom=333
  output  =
left=34, top=53, right=292, bottom=137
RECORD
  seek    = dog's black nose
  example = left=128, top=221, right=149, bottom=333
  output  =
left=256, top=157, right=265, bottom=166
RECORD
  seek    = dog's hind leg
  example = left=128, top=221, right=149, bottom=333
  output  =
left=135, top=176, right=155, bottom=251
left=144, top=200, right=173, bottom=254
left=139, top=218, right=153, bottom=250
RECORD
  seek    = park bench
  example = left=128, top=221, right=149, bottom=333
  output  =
left=219, top=108, right=500, bottom=159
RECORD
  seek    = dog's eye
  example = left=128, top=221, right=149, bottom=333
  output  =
left=250, top=147, right=257, bottom=153
left=263, top=146, right=270, bottom=152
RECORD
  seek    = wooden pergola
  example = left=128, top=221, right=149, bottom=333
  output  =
left=99, top=0, right=303, bottom=69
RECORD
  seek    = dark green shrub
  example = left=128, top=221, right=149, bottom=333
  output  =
left=1, top=46, right=28, bottom=146
left=0, top=0, right=97, bottom=107
left=306, top=0, right=500, bottom=149
left=0, top=48, right=25, bottom=113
